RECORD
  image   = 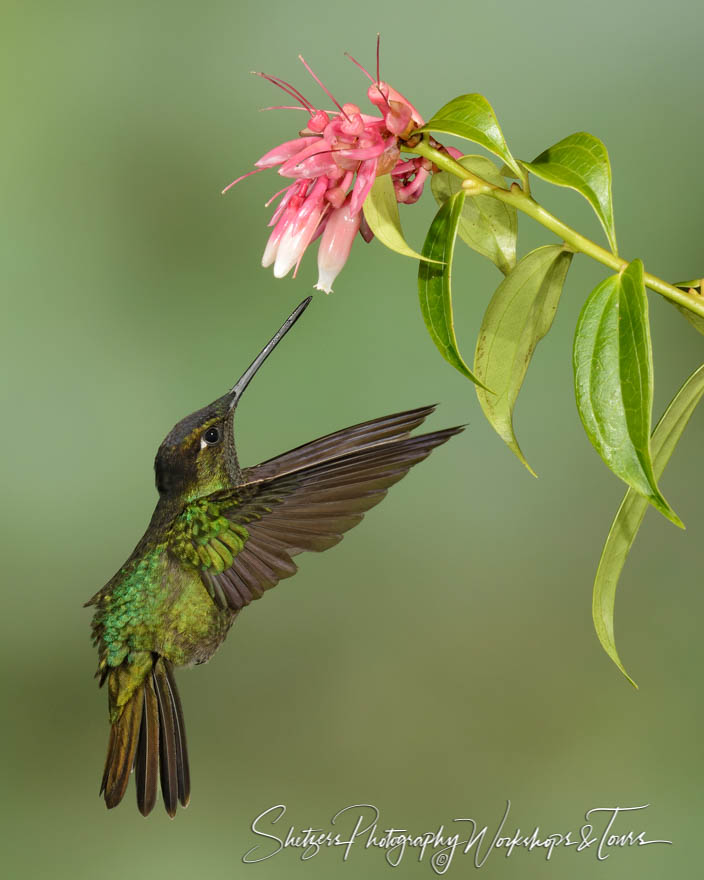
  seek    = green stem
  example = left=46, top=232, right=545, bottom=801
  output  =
left=408, top=138, right=704, bottom=320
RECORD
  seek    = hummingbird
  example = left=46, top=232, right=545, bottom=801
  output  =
left=86, top=297, right=462, bottom=817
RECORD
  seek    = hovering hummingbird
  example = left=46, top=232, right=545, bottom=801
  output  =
left=87, top=297, right=462, bottom=817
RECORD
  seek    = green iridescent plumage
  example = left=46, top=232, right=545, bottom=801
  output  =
left=87, top=298, right=462, bottom=817
left=94, top=548, right=168, bottom=669
left=171, top=499, right=249, bottom=570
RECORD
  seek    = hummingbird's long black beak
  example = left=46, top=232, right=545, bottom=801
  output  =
left=228, top=297, right=312, bottom=409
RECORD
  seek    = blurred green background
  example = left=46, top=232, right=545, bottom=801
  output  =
left=2, top=0, right=703, bottom=876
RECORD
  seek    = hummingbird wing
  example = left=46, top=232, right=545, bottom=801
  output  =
left=242, top=404, right=438, bottom=481
left=184, top=407, right=462, bottom=612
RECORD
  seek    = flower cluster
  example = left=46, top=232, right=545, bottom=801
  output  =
left=224, top=52, right=431, bottom=293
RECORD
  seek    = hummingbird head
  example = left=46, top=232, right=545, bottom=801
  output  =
left=153, top=297, right=312, bottom=502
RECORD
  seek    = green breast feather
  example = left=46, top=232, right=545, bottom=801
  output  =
left=93, top=500, right=252, bottom=669
left=95, top=547, right=169, bottom=669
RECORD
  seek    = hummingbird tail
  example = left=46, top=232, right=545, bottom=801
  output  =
left=100, top=656, right=190, bottom=817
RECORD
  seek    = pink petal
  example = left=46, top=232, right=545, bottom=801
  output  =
left=323, top=117, right=358, bottom=147
left=279, top=140, right=338, bottom=177
left=255, top=136, right=320, bottom=168
left=324, top=170, right=354, bottom=209
left=262, top=225, right=283, bottom=267
left=262, top=195, right=300, bottom=265
left=390, top=159, right=417, bottom=177
left=384, top=100, right=412, bottom=136
left=360, top=114, right=386, bottom=126
left=308, top=110, right=330, bottom=132
left=273, top=208, right=321, bottom=278
left=334, top=140, right=386, bottom=162
left=339, top=111, right=365, bottom=137
left=292, top=176, right=328, bottom=226
left=315, top=199, right=361, bottom=293
left=271, top=177, right=327, bottom=277
left=368, top=82, right=424, bottom=126
left=307, top=210, right=330, bottom=246
left=395, top=165, right=429, bottom=204
left=267, top=184, right=298, bottom=226
left=349, top=158, right=378, bottom=215
left=262, top=214, right=288, bottom=267
left=281, top=150, right=339, bottom=179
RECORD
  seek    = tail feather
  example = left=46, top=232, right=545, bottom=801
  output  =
left=101, top=656, right=189, bottom=817
left=152, top=659, right=178, bottom=817
left=164, top=661, right=190, bottom=808
left=99, top=727, right=115, bottom=797
left=135, top=673, right=159, bottom=817
left=100, top=688, right=143, bottom=808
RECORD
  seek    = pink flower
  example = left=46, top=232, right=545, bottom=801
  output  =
left=223, top=42, right=431, bottom=293
left=315, top=196, right=361, bottom=293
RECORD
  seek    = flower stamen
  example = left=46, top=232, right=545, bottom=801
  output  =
left=344, top=52, right=375, bottom=83
left=254, top=72, right=315, bottom=114
left=260, top=105, right=310, bottom=112
left=221, top=167, right=266, bottom=195
left=298, top=55, right=350, bottom=121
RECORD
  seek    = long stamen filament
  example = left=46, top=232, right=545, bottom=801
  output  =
left=260, top=105, right=309, bottom=112
left=375, top=83, right=391, bottom=112
left=222, top=167, right=265, bottom=194
left=298, top=55, right=350, bottom=120
left=344, top=52, right=374, bottom=82
left=254, top=72, right=315, bottom=114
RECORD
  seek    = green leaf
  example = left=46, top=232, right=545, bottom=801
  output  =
left=363, top=174, right=438, bottom=262
left=418, top=192, right=488, bottom=388
left=673, top=278, right=703, bottom=290
left=672, top=280, right=704, bottom=336
left=674, top=303, right=704, bottom=336
left=474, top=246, right=573, bottom=474
left=573, top=259, right=682, bottom=526
left=431, top=155, right=517, bottom=275
left=593, top=363, right=704, bottom=687
left=524, top=132, right=618, bottom=254
left=499, top=163, right=521, bottom=180
left=419, top=94, right=522, bottom=180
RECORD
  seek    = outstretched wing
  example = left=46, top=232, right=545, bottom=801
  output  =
left=171, top=406, right=462, bottom=612
left=241, top=404, right=439, bottom=481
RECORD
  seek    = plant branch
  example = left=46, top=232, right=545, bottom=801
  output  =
left=406, top=137, right=704, bottom=320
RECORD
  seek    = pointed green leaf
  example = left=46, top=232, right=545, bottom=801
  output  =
left=363, top=174, right=438, bottom=262
left=573, top=259, right=682, bottom=526
left=674, top=303, right=704, bottom=336
left=499, top=163, right=521, bottom=180
left=474, top=246, right=573, bottom=474
left=418, top=192, right=488, bottom=388
left=594, top=363, right=704, bottom=687
left=419, top=94, right=522, bottom=180
left=431, top=155, right=517, bottom=274
left=672, top=280, right=704, bottom=336
left=524, top=132, right=618, bottom=254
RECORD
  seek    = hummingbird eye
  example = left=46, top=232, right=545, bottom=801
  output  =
left=202, top=427, right=221, bottom=446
